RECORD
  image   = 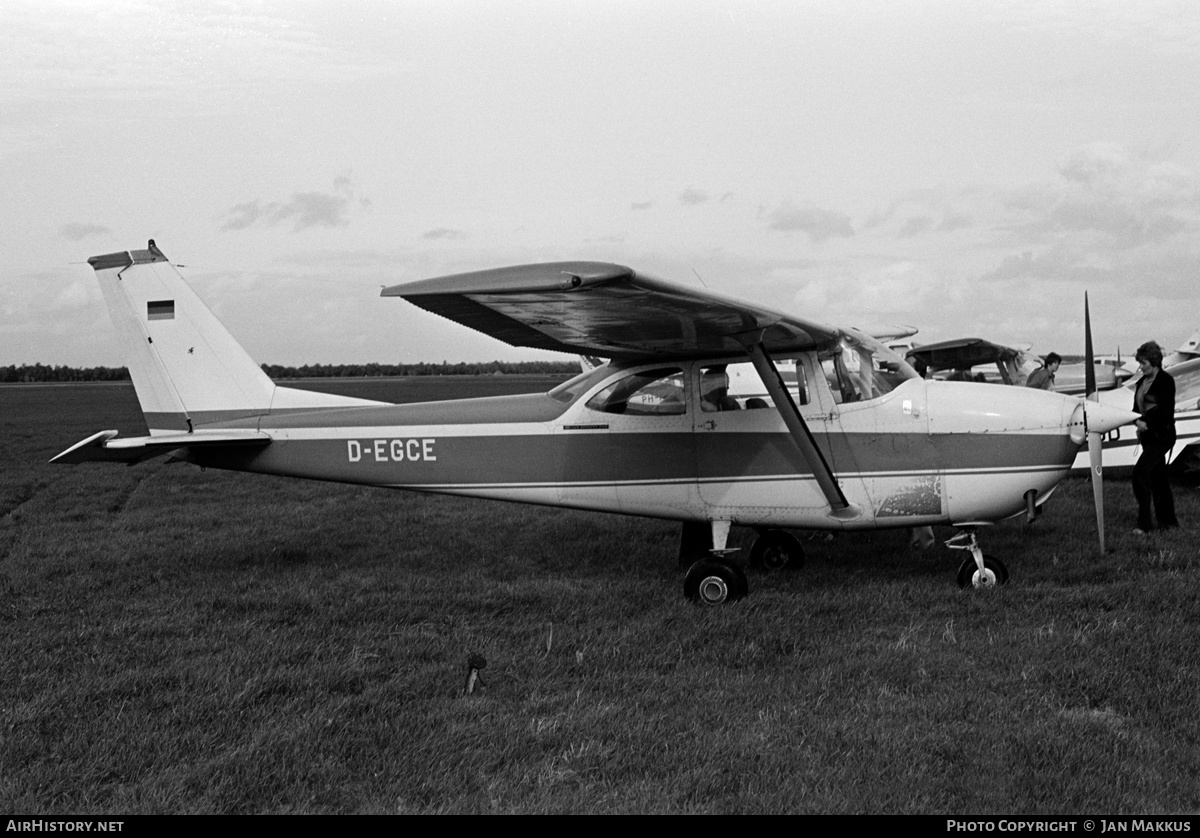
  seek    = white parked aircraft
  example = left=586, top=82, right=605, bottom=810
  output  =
left=53, top=243, right=1138, bottom=603
left=1072, top=356, right=1200, bottom=474
left=904, top=338, right=1124, bottom=394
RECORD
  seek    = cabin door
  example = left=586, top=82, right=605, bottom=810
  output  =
left=692, top=356, right=862, bottom=526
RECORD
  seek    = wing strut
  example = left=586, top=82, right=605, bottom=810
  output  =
left=742, top=340, right=859, bottom=520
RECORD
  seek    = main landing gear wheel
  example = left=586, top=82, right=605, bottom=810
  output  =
left=748, top=530, right=806, bottom=572
left=956, top=556, right=1009, bottom=589
left=684, top=559, right=748, bottom=605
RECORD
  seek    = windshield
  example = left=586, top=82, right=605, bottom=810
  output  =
left=820, top=330, right=919, bottom=404
left=548, top=367, right=604, bottom=404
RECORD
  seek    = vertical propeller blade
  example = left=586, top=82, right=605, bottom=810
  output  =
left=1084, top=292, right=1105, bottom=552
left=1089, top=431, right=1105, bottom=552
left=1085, top=293, right=1097, bottom=398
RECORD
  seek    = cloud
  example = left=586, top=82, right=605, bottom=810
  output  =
left=678, top=187, right=709, bottom=206
left=937, top=211, right=974, bottom=232
left=988, top=144, right=1200, bottom=253
left=221, top=177, right=369, bottom=233
left=898, top=216, right=934, bottom=238
left=0, top=5, right=398, bottom=109
left=421, top=228, right=466, bottom=240
left=1047, top=199, right=1186, bottom=247
left=60, top=222, right=111, bottom=241
left=1057, top=142, right=1130, bottom=186
left=765, top=203, right=854, bottom=243
left=982, top=250, right=1041, bottom=283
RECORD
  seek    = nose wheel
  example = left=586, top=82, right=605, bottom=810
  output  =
left=955, top=555, right=1009, bottom=588
left=947, top=531, right=1009, bottom=588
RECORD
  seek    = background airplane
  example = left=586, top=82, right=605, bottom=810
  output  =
left=1099, top=328, right=1200, bottom=382
left=1074, top=355, right=1200, bottom=474
left=53, top=243, right=1137, bottom=604
left=904, top=338, right=1124, bottom=394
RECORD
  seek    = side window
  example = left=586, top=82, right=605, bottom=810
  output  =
left=713, top=360, right=809, bottom=409
left=585, top=368, right=686, bottom=416
left=700, top=365, right=741, bottom=413
left=774, top=358, right=809, bottom=407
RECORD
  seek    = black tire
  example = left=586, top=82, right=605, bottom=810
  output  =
left=748, top=530, right=806, bottom=572
left=684, top=559, right=748, bottom=605
left=956, top=555, right=1009, bottom=589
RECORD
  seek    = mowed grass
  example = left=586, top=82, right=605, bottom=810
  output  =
left=2, top=380, right=1198, bottom=814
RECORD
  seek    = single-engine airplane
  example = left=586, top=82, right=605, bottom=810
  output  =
left=53, top=243, right=1139, bottom=604
left=1102, top=327, right=1200, bottom=376
left=905, top=338, right=1124, bottom=394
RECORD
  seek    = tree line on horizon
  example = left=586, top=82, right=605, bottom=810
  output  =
left=1, top=360, right=579, bottom=384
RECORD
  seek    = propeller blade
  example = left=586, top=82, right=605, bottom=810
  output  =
left=1089, top=430, right=1105, bottom=553
left=1084, top=292, right=1097, bottom=398
left=1084, top=291, right=1105, bottom=552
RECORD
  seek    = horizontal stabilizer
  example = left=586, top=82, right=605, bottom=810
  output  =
left=51, top=429, right=271, bottom=465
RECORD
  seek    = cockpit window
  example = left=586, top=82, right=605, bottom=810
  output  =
left=585, top=368, right=686, bottom=416
left=820, top=332, right=918, bottom=404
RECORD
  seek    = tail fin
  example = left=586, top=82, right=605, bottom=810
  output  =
left=90, top=241, right=378, bottom=433
left=1175, top=328, right=1200, bottom=360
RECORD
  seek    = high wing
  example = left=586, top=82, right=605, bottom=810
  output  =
left=905, top=338, right=1022, bottom=372
left=857, top=324, right=918, bottom=342
left=381, top=262, right=841, bottom=360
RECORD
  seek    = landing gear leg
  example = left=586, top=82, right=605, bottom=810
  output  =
left=947, top=530, right=1009, bottom=589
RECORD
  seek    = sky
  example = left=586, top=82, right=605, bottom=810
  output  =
left=4, top=0, right=1200, bottom=368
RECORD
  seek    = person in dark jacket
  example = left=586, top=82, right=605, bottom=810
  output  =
left=1026, top=352, right=1061, bottom=390
left=1132, top=341, right=1178, bottom=533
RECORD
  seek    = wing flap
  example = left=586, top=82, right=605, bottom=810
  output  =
left=51, top=429, right=272, bottom=465
left=383, top=263, right=841, bottom=361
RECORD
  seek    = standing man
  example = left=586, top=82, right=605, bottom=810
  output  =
left=1026, top=352, right=1061, bottom=390
left=1132, top=341, right=1178, bottom=534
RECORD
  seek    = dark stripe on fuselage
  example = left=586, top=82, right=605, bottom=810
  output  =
left=184, top=428, right=1080, bottom=489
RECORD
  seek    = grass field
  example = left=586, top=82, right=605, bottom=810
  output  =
left=2, top=379, right=1198, bottom=814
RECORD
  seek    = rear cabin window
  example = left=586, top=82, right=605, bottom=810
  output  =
left=585, top=368, right=686, bottom=416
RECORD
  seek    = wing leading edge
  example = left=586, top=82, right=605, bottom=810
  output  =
left=382, top=262, right=841, bottom=361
